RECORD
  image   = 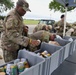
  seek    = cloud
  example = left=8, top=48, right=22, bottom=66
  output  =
left=12, top=0, right=17, bottom=3
left=1, top=0, right=76, bottom=23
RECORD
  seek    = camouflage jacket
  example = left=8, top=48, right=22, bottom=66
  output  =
left=0, top=20, right=4, bottom=32
left=71, top=22, right=76, bottom=36
left=29, top=30, right=51, bottom=43
left=33, top=24, right=52, bottom=33
left=54, top=20, right=71, bottom=36
left=1, top=9, right=29, bottom=51
left=33, top=24, right=44, bottom=33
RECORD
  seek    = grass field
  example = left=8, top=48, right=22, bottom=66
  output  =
left=23, top=19, right=39, bottom=25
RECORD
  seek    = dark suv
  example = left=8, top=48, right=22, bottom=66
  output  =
left=38, top=19, right=56, bottom=32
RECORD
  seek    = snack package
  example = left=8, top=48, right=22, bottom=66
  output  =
left=48, top=41, right=60, bottom=46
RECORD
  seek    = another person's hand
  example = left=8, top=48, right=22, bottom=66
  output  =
left=29, top=39, right=40, bottom=47
left=55, top=26, right=60, bottom=29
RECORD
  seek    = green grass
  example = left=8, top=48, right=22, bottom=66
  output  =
left=23, top=19, right=39, bottom=25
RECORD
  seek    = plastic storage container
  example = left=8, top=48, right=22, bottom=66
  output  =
left=34, top=42, right=62, bottom=75
left=55, top=38, right=71, bottom=60
left=0, top=49, right=45, bottom=75
left=18, top=49, right=45, bottom=75
left=63, top=36, right=76, bottom=55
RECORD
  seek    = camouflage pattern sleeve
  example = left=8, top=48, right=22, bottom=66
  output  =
left=54, top=22, right=57, bottom=27
left=54, top=21, right=60, bottom=30
left=29, top=30, right=50, bottom=43
left=8, top=32, right=29, bottom=47
left=33, top=24, right=44, bottom=33
left=66, top=22, right=72, bottom=27
left=5, top=16, right=29, bottom=47
left=66, top=22, right=72, bottom=31
left=0, top=20, right=4, bottom=32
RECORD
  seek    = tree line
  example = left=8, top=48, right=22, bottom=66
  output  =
left=0, top=0, right=75, bottom=13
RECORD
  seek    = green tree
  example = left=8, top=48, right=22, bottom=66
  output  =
left=0, top=0, right=14, bottom=12
left=49, top=0, right=75, bottom=12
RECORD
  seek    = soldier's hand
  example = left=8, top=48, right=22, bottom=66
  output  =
left=29, top=39, right=41, bottom=47
left=56, top=26, right=60, bottom=29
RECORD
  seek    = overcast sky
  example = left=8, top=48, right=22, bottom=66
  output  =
left=1, top=0, right=76, bottom=23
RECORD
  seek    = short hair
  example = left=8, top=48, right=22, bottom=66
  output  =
left=42, top=25, right=46, bottom=30
left=61, top=14, right=64, bottom=18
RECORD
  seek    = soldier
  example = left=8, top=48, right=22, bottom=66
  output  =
left=33, top=24, right=45, bottom=33
left=33, top=24, right=52, bottom=33
left=29, top=30, right=56, bottom=42
left=0, top=19, right=4, bottom=33
left=54, top=14, right=72, bottom=37
left=42, top=25, right=52, bottom=32
left=23, top=29, right=55, bottom=51
left=1, top=0, right=40, bottom=62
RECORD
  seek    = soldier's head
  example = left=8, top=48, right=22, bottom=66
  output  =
left=42, top=25, right=52, bottom=31
left=16, top=0, right=31, bottom=16
left=49, top=34, right=56, bottom=41
left=48, top=25, right=52, bottom=30
left=61, top=14, right=65, bottom=21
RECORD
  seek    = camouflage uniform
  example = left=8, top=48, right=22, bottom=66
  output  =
left=1, top=9, right=30, bottom=62
left=33, top=24, right=52, bottom=33
left=29, top=30, right=51, bottom=42
left=0, top=20, right=4, bottom=33
left=28, top=30, right=51, bottom=52
left=1, top=11, right=49, bottom=61
left=54, top=20, right=72, bottom=37
left=33, top=24, right=44, bottom=33
left=71, top=22, right=76, bottom=36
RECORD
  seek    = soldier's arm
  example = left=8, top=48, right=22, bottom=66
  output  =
left=66, top=22, right=72, bottom=27
left=5, top=16, right=30, bottom=47
left=54, top=22, right=60, bottom=30
left=66, top=22, right=72, bottom=30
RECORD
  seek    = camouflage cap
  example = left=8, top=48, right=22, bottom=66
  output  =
left=17, top=0, right=31, bottom=12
